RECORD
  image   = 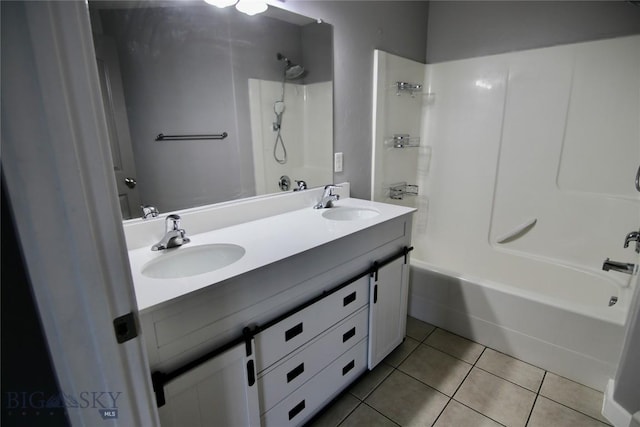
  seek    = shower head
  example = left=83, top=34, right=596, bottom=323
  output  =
left=277, top=52, right=306, bottom=80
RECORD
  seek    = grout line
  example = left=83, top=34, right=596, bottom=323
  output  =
left=429, top=396, right=451, bottom=426
left=334, top=401, right=362, bottom=427
left=524, top=388, right=540, bottom=426
left=538, top=395, right=612, bottom=426
left=537, top=371, right=547, bottom=395
left=362, top=402, right=401, bottom=426
left=421, top=341, right=476, bottom=366
left=473, top=364, right=541, bottom=393
left=421, top=325, right=437, bottom=343
left=451, top=398, right=508, bottom=427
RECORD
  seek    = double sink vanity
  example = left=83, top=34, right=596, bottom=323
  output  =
left=124, top=184, right=415, bottom=426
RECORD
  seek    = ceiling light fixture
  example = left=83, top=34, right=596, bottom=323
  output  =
left=203, top=0, right=238, bottom=8
left=235, top=0, right=268, bottom=16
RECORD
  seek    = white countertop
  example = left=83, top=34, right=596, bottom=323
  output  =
left=128, top=197, right=415, bottom=311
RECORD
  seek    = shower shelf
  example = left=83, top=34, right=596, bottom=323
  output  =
left=395, top=81, right=423, bottom=97
left=385, top=134, right=420, bottom=148
left=389, top=182, right=419, bottom=200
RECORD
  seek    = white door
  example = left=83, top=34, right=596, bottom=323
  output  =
left=368, top=256, right=410, bottom=368
left=159, top=340, right=261, bottom=427
left=94, top=34, right=141, bottom=219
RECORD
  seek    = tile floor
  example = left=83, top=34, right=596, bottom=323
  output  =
left=309, top=317, right=611, bottom=427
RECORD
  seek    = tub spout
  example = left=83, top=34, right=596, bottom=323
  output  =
left=602, top=258, right=636, bottom=275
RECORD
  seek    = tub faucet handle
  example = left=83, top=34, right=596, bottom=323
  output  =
left=623, top=230, right=640, bottom=253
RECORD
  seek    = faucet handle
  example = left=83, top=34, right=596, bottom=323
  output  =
left=624, top=230, right=640, bottom=253
left=324, top=184, right=341, bottom=194
left=165, top=214, right=182, bottom=232
left=141, top=205, right=159, bottom=219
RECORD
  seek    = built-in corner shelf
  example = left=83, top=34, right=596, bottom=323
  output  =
left=389, top=182, right=419, bottom=200
left=395, top=81, right=423, bottom=97
left=385, top=134, right=420, bottom=148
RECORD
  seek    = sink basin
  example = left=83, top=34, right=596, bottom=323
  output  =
left=142, top=243, right=245, bottom=279
left=322, top=207, right=380, bottom=221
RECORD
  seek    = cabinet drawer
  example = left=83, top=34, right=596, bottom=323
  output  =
left=255, top=276, right=368, bottom=372
left=261, top=337, right=367, bottom=427
left=258, top=305, right=368, bottom=413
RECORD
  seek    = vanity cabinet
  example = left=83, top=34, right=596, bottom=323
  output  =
left=368, top=256, right=410, bottom=368
left=157, top=339, right=260, bottom=427
left=138, top=203, right=414, bottom=427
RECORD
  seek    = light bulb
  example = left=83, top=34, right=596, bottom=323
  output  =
left=203, top=0, right=238, bottom=8
left=235, top=0, right=268, bottom=16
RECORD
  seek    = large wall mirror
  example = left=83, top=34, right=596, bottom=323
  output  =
left=89, top=1, right=333, bottom=220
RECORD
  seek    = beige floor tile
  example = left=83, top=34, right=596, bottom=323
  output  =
left=425, top=328, right=485, bottom=364
left=454, top=368, right=536, bottom=427
left=339, top=404, right=398, bottom=427
left=476, top=348, right=544, bottom=392
left=349, top=363, right=394, bottom=400
left=365, top=370, right=449, bottom=427
left=308, top=393, right=360, bottom=427
left=383, top=337, right=420, bottom=367
left=434, top=399, right=502, bottom=427
left=406, top=316, right=436, bottom=341
left=528, top=396, right=610, bottom=427
left=398, top=344, right=472, bottom=396
left=539, top=373, right=609, bottom=424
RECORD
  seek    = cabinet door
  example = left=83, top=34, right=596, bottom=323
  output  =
left=368, top=256, right=409, bottom=368
left=158, top=340, right=260, bottom=427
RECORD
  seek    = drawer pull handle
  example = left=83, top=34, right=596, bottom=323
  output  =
left=285, top=322, right=303, bottom=342
left=288, top=399, right=306, bottom=420
left=286, top=363, right=305, bottom=383
left=342, top=360, right=355, bottom=376
left=343, top=291, right=356, bottom=306
left=343, top=327, right=356, bottom=343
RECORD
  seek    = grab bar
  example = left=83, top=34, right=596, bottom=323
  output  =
left=496, top=218, right=537, bottom=244
left=155, top=132, right=228, bottom=141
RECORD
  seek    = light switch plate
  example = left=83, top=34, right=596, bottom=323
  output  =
left=334, top=152, right=343, bottom=173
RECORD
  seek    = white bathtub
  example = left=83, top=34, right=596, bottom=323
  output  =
left=408, top=254, right=634, bottom=391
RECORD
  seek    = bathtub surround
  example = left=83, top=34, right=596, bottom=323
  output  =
left=372, top=36, right=640, bottom=392
left=249, top=79, right=333, bottom=194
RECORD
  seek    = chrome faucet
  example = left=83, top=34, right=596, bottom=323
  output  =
left=602, top=258, right=636, bottom=275
left=624, top=230, right=640, bottom=253
left=314, top=185, right=340, bottom=209
left=151, top=214, right=190, bottom=251
left=141, top=205, right=159, bottom=219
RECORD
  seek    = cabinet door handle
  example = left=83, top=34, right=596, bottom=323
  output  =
left=246, top=360, right=255, bottom=387
left=342, top=360, right=355, bottom=376
left=285, top=322, right=303, bottom=342
left=343, top=291, right=356, bottom=306
left=288, top=399, right=306, bottom=420
left=343, top=327, right=356, bottom=343
left=373, top=284, right=378, bottom=304
left=286, top=363, right=305, bottom=383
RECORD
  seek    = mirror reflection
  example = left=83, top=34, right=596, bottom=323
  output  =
left=89, top=1, right=333, bottom=219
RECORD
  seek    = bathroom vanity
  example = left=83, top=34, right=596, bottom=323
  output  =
left=124, top=185, right=414, bottom=426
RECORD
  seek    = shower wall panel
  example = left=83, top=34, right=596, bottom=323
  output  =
left=420, top=35, right=640, bottom=276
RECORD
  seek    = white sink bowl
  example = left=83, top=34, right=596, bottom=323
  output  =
left=322, top=207, right=380, bottom=221
left=142, top=243, right=245, bottom=279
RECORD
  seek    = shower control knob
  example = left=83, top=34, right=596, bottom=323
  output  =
left=623, top=230, right=640, bottom=253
